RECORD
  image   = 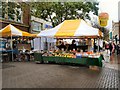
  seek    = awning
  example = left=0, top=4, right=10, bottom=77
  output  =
left=0, top=24, right=36, bottom=37
left=38, top=19, right=103, bottom=38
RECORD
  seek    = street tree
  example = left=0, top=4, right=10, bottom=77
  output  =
left=1, top=2, right=23, bottom=21
left=30, top=1, right=99, bottom=27
left=1, top=1, right=99, bottom=27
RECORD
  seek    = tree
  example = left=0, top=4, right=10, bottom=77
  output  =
left=1, top=2, right=22, bottom=21
left=1, top=1, right=99, bottom=27
left=30, top=1, right=99, bottom=27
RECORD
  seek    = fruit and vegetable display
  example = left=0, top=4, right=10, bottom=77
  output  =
left=42, top=50, right=101, bottom=58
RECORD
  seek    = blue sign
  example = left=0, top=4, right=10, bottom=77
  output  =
left=109, top=32, right=112, bottom=39
left=0, top=41, right=6, bottom=48
left=45, top=24, right=52, bottom=28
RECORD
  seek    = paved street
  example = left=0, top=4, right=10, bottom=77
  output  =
left=1, top=54, right=120, bottom=89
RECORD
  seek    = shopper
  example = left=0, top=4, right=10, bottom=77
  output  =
left=103, top=41, right=105, bottom=49
left=115, top=35, right=118, bottom=44
left=94, top=43, right=97, bottom=52
left=25, top=50, right=30, bottom=61
left=109, top=42, right=113, bottom=56
left=105, top=43, right=109, bottom=54
left=12, top=45, right=19, bottom=61
left=112, top=42, right=116, bottom=54
left=116, top=43, right=120, bottom=55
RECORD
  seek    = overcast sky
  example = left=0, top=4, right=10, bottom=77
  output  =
left=98, top=0, right=120, bottom=29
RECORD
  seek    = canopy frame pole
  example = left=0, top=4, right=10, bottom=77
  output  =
left=11, top=34, right=13, bottom=61
left=94, top=38, right=95, bottom=52
left=97, top=38, right=99, bottom=52
left=39, top=37, right=41, bottom=52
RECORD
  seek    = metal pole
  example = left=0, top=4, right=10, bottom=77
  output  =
left=11, top=34, right=13, bottom=61
left=39, top=37, right=41, bottom=52
left=97, top=38, right=99, bottom=52
left=94, top=38, right=95, bottom=52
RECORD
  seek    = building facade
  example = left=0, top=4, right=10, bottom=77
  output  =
left=0, top=2, right=54, bottom=51
left=112, top=21, right=119, bottom=43
left=0, top=2, right=30, bottom=32
left=31, top=16, right=52, bottom=34
left=0, top=2, right=53, bottom=33
left=109, top=1, right=120, bottom=43
left=119, top=1, right=120, bottom=43
left=31, top=16, right=53, bottom=51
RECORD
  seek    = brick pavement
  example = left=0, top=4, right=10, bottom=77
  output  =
left=1, top=50, right=120, bottom=89
left=1, top=60, right=120, bottom=88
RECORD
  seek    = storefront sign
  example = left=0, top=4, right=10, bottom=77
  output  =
left=45, top=24, right=52, bottom=29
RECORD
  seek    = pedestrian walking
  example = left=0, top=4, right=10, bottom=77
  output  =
left=109, top=42, right=113, bottom=56
left=105, top=42, right=109, bottom=55
left=116, top=43, right=120, bottom=55
left=115, top=35, right=118, bottom=44
left=112, top=42, right=116, bottom=54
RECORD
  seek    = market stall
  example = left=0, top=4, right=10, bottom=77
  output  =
left=0, top=24, right=36, bottom=37
left=35, top=19, right=103, bottom=68
left=38, top=19, right=103, bottom=51
left=0, top=24, right=36, bottom=62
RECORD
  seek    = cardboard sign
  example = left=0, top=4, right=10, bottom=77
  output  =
left=17, top=44, right=31, bottom=50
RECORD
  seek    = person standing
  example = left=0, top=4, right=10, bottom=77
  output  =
left=109, top=42, right=113, bottom=56
left=59, top=42, right=66, bottom=51
left=94, top=43, right=97, bottom=52
left=116, top=43, right=120, bottom=55
left=115, top=35, right=118, bottom=44
left=105, top=42, right=109, bottom=54
left=112, top=42, right=116, bottom=53
left=70, top=40, right=77, bottom=50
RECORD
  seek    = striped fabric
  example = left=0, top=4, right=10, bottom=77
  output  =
left=38, top=19, right=103, bottom=38
left=0, top=24, right=36, bottom=37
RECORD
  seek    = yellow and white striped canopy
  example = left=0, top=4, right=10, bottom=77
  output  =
left=0, top=24, right=36, bottom=37
left=38, top=19, right=103, bottom=38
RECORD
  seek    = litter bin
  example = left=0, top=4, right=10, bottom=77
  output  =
left=34, top=53, right=43, bottom=64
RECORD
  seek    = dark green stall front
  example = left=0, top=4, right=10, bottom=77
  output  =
left=34, top=53, right=103, bottom=67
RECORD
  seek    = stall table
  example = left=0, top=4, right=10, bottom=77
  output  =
left=34, top=53, right=103, bottom=67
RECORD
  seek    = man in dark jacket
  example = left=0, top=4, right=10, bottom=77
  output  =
left=69, top=40, right=77, bottom=51
left=59, top=42, right=66, bottom=51
left=116, top=43, right=120, bottom=55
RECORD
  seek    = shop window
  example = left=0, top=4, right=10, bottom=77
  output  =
left=32, top=22, right=42, bottom=32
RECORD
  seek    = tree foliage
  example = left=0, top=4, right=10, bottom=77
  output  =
left=1, top=1, right=99, bottom=27
left=1, top=2, right=22, bottom=21
left=30, top=1, right=99, bottom=27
